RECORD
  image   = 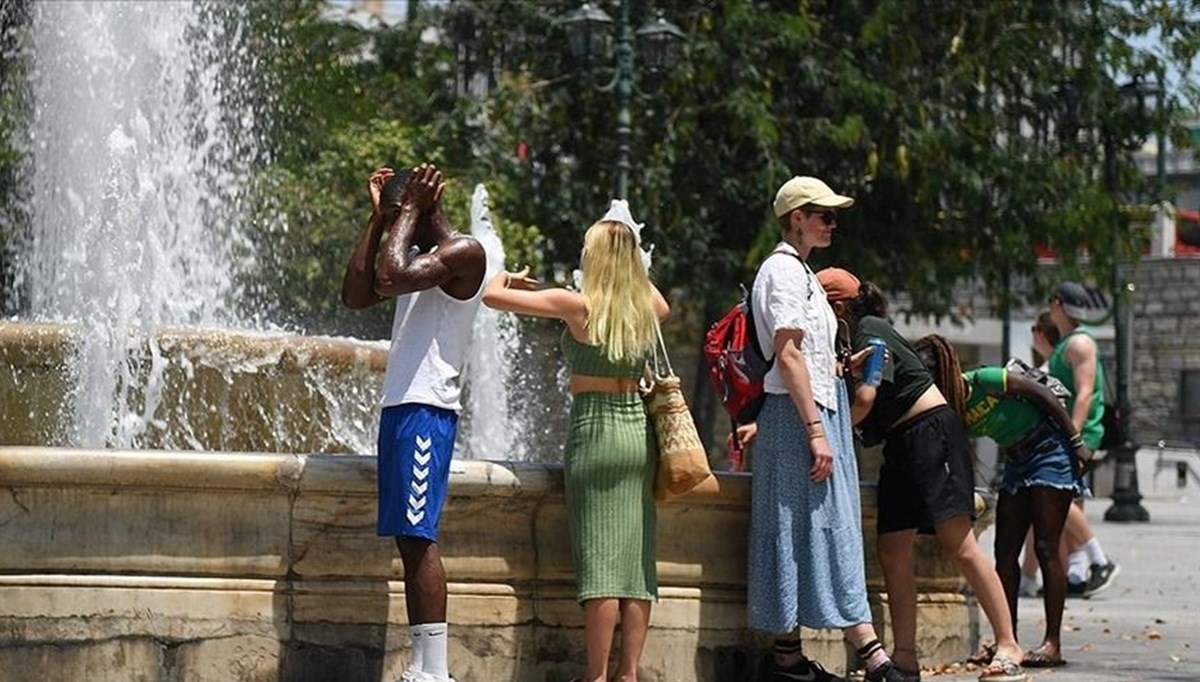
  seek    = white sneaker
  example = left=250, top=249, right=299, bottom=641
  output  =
left=1017, top=572, right=1040, bottom=598
left=399, top=672, right=456, bottom=682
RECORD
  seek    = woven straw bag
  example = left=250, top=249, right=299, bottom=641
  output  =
left=641, top=319, right=719, bottom=501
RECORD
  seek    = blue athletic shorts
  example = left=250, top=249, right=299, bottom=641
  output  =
left=376, top=403, right=458, bottom=541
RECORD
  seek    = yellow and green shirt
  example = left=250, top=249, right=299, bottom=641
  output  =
left=962, top=367, right=1042, bottom=448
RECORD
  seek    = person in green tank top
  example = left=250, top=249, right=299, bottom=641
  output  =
left=916, top=335, right=1090, bottom=668
left=1047, top=283, right=1123, bottom=602
left=1047, top=300, right=1106, bottom=451
left=481, top=200, right=670, bottom=682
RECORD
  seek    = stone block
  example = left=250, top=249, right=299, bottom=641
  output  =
left=0, top=638, right=164, bottom=682
left=873, top=592, right=973, bottom=664
left=1140, top=300, right=1166, bottom=315
left=0, top=486, right=290, bottom=576
left=172, top=635, right=282, bottom=682
left=0, top=322, right=385, bottom=454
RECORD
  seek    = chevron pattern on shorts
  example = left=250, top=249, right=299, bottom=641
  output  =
left=407, top=434, right=432, bottom=526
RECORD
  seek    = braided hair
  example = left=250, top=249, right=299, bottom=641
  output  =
left=913, top=334, right=966, bottom=420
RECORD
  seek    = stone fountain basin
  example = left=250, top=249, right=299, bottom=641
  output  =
left=0, top=447, right=977, bottom=682
left=0, top=321, right=387, bottom=454
left=0, top=321, right=978, bottom=680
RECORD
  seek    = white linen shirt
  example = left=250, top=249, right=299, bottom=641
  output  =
left=750, top=241, right=840, bottom=411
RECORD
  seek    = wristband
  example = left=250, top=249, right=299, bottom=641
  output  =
left=1068, top=434, right=1084, bottom=447
left=808, top=433, right=826, bottom=441
left=805, top=419, right=822, bottom=427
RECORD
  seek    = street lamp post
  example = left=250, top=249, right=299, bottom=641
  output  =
left=1103, top=77, right=1160, bottom=523
left=557, top=2, right=684, bottom=199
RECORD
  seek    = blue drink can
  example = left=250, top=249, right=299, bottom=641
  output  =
left=862, top=337, right=887, bottom=387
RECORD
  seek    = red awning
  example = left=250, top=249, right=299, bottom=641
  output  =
left=1179, top=209, right=1200, bottom=254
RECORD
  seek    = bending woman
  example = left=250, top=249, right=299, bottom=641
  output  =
left=816, top=267, right=1026, bottom=682
left=916, top=335, right=1090, bottom=668
left=482, top=203, right=668, bottom=682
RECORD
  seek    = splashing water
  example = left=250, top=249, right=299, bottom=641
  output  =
left=5, top=2, right=554, bottom=458
left=460, top=184, right=528, bottom=459
left=12, top=1, right=260, bottom=447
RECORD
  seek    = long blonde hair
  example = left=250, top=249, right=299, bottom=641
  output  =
left=580, top=220, right=657, bottom=362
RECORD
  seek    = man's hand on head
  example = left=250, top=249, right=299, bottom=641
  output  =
left=367, top=167, right=394, bottom=218
left=402, top=163, right=445, bottom=214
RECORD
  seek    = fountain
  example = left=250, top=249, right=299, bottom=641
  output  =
left=0, top=0, right=534, bottom=458
left=0, top=3, right=979, bottom=681
left=7, top=0, right=263, bottom=448
left=459, top=183, right=538, bottom=461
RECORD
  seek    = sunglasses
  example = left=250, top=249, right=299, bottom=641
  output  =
left=802, top=208, right=838, bottom=225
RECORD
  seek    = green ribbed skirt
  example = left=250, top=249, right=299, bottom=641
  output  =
left=564, top=392, right=658, bottom=603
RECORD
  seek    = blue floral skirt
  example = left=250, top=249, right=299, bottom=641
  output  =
left=747, top=381, right=872, bottom=632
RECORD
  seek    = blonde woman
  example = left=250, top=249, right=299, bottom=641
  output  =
left=482, top=201, right=669, bottom=682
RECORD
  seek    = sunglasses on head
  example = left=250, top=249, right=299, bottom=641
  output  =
left=801, top=207, right=838, bottom=225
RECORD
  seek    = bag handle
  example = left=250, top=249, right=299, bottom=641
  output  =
left=648, top=315, right=673, bottom=379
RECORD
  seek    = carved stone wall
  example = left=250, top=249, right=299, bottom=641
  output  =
left=0, top=448, right=977, bottom=682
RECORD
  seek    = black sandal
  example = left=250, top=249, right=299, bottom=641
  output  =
left=1022, top=646, right=1066, bottom=668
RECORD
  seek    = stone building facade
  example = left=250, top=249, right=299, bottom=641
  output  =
left=1129, top=257, right=1200, bottom=447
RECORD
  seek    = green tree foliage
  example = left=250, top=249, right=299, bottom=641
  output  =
left=439, top=0, right=1200, bottom=313
left=0, top=0, right=30, bottom=308
left=3, top=0, right=1198, bottom=336
left=231, top=0, right=543, bottom=336
left=386, top=0, right=1197, bottom=435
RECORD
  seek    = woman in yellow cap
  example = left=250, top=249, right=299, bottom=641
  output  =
left=746, top=177, right=911, bottom=682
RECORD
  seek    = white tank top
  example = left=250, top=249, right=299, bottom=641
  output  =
left=380, top=278, right=483, bottom=413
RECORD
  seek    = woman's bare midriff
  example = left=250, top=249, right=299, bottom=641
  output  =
left=570, top=373, right=641, bottom=395
left=891, top=383, right=948, bottom=429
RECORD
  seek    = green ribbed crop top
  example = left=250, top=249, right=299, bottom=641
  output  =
left=561, top=328, right=645, bottom=379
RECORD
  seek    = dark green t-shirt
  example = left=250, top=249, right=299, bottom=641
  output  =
left=854, top=316, right=934, bottom=444
left=962, top=367, right=1042, bottom=448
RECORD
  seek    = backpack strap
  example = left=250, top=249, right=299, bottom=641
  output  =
left=747, top=247, right=811, bottom=363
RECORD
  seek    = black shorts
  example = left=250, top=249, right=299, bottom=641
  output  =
left=877, top=405, right=975, bottom=535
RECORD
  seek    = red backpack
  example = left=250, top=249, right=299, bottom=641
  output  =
left=703, top=251, right=799, bottom=425
left=704, top=296, right=772, bottom=424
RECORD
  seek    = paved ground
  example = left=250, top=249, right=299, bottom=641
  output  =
left=926, top=493, right=1200, bottom=682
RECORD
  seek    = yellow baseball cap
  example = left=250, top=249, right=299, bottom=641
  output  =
left=773, top=176, right=854, bottom=217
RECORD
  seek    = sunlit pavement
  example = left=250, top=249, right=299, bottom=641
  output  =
left=923, top=493, right=1200, bottom=682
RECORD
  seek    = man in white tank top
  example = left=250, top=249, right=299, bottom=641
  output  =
left=342, top=163, right=486, bottom=682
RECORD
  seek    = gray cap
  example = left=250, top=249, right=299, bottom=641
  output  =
left=1052, top=282, right=1109, bottom=324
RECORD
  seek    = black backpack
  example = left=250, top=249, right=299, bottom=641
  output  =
left=1003, top=357, right=1072, bottom=408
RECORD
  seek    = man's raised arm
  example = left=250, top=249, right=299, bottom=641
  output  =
left=341, top=167, right=394, bottom=309
left=374, top=164, right=456, bottom=297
